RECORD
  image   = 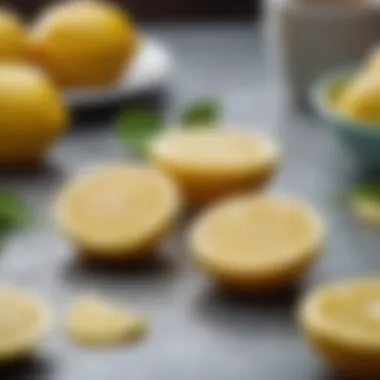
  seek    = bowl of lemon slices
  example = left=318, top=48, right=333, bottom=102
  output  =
left=310, top=48, right=380, bottom=168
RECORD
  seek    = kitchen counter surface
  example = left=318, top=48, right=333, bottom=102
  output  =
left=0, top=23, right=370, bottom=380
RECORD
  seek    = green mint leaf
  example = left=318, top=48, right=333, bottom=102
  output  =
left=117, top=108, right=164, bottom=156
left=180, top=100, right=221, bottom=128
left=0, top=191, right=32, bottom=230
left=350, top=182, right=380, bottom=203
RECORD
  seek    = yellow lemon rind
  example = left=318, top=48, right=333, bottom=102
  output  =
left=299, top=278, right=380, bottom=377
left=189, top=195, right=324, bottom=292
left=55, top=166, right=181, bottom=260
left=150, top=130, right=280, bottom=204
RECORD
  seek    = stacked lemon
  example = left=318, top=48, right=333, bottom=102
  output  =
left=0, top=65, right=67, bottom=165
left=30, top=1, right=138, bottom=88
left=0, top=8, right=67, bottom=166
left=0, top=1, right=139, bottom=166
left=0, top=10, right=28, bottom=62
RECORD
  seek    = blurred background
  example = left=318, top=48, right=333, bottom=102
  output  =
left=6, top=0, right=258, bottom=21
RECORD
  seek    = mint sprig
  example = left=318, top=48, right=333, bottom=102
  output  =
left=117, top=100, right=221, bottom=156
left=180, top=100, right=220, bottom=128
left=0, top=191, right=32, bottom=231
left=117, top=108, right=164, bottom=156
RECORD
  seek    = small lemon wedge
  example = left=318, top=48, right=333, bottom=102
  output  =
left=299, top=278, right=380, bottom=377
left=189, top=195, right=323, bottom=292
left=67, top=295, right=146, bottom=346
left=0, top=287, right=51, bottom=362
left=55, top=165, right=181, bottom=260
left=150, top=129, right=279, bottom=204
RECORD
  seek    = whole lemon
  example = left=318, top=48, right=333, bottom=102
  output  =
left=0, top=65, right=68, bottom=166
left=30, top=1, right=138, bottom=88
left=0, top=9, right=28, bottom=61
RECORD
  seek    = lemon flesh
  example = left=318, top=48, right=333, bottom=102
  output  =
left=30, top=1, right=138, bottom=88
left=0, top=10, right=27, bottom=62
left=337, top=73, right=380, bottom=124
left=0, top=287, right=51, bottom=362
left=189, top=195, right=323, bottom=291
left=67, top=295, right=145, bottom=346
left=299, top=278, right=380, bottom=377
left=0, top=64, right=68, bottom=166
left=55, top=165, right=181, bottom=259
left=150, top=129, right=279, bottom=204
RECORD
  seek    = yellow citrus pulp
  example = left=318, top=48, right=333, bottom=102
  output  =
left=299, top=278, right=380, bottom=377
left=55, top=165, right=181, bottom=260
left=337, top=73, right=380, bottom=124
left=67, top=295, right=145, bottom=346
left=0, top=287, right=51, bottom=362
left=30, top=1, right=138, bottom=88
left=189, top=195, right=323, bottom=292
left=0, top=64, right=68, bottom=166
left=150, top=129, right=279, bottom=204
left=0, top=9, right=28, bottom=62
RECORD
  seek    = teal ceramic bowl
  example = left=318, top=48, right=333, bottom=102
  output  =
left=310, top=67, right=380, bottom=168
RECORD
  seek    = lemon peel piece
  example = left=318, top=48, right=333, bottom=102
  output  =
left=67, top=295, right=146, bottom=346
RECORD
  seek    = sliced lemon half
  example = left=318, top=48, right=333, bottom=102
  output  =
left=67, top=295, right=146, bottom=346
left=55, top=165, right=181, bottom=260
left=0, top=287, right=51, bottom=362
left=150, top=129, right=279, bottom=204
left=299, top=278, right=380, bottom=377
left=189, top=195, right=323, bottom=292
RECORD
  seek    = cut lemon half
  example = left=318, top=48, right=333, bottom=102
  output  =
left=150, top=129, right=279, bottom=204
left=189, top=195, right=323, bottom=292
left=55, top=165, right=181, bottom=260
left=0, top=287, right=51, bottom=362
left=299, top=278, right=380, bottom=377
left=67, top=295, right=146, bottom=346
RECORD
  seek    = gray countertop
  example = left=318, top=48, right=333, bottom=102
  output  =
left=0, top=23, right=376, bottom=380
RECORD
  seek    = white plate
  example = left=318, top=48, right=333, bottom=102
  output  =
left=63, top=38, right=173, bottom=108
